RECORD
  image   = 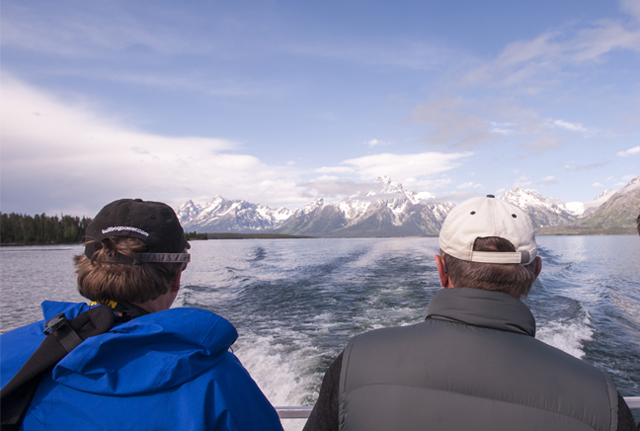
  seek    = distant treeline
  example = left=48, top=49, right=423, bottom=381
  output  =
left=0, top=212, right=92, bottom=245
left=185, top=231, right=315, bottom=240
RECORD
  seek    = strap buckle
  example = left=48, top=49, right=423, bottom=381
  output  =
left=44, top=313, right=83, bottom=353
left=44, top=313, right=68, bottom=334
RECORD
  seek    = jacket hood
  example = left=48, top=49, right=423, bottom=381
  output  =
left=41, top=302, right=238, bottom=396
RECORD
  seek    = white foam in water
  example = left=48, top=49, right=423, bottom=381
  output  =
left=232, top=332, right=322, bottom=431
left=536, top=312, right=594, bottom=359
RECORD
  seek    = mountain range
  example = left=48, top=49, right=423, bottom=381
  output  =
left=537, top=177, right=640, bottom=235
left=177, top=176, right=640, bottom=237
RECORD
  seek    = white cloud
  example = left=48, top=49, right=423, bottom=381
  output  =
left=457, top=182, right=483, bottom=189
left=621, top=0, right=640, bottom=22
left=403, top=177, right=418, bottom=185
left=365, top=139, right=391, bottom=147
left=411, top=98, right=494, bottom=148
left=593, top=182, right=604, bottom=187
left=314, top=175, right=339, bottom=181
left=616, top=146, right=640, bottom=157
left=1, top=0, right=462, bottom=85
left=0, top=76, right=304, bottom=214
left=550, top=119, right=589, bottom=133
left=392, top=176, right=454, bottom=192
left=1, top=3, right=193, bottom=58
left=339, top=151, right=472, bottom=182
left=298, top=180, right=382, bottom=201
left=541, top=176, right=557, bottom=185
left=0, top=77, right=477, bottom=215
left=514, top=176, right=532, bottom=188
left=490, top=122, right=517, bottom=135
left=564, top=162, right=608, bottom=171
left=316, top=166, right=355, bottom=174
left=412, top=97, right=584, bottom=152
left=522, top=134, right=560, bottom=151
left=464, top=17, right=640, bottom=91
left=434, top=191, right=478, bottom=203
left=130, top=147, right=150, bottom=154
left=304, top=153, right=469, bottom=202
left=282, top=35, right=459, bottom=71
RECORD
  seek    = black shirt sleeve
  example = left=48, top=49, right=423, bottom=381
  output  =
left=302, top=351, right=343, bottom=431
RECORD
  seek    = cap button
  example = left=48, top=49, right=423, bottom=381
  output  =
left=134, top=198, right=143, bottom=202
left=486, top=194, right=495, bottom=198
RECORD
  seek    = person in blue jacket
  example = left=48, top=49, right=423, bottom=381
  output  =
left=0, top=198, right=284, bottom=431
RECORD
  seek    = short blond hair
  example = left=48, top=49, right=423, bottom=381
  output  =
left=75, top=237, right=182, bottom=304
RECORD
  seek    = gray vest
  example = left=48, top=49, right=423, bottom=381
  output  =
left=339, top=288, right=618, bottom=431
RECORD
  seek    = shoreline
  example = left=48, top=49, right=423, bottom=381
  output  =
left=2, top=229, right=637, bottom=246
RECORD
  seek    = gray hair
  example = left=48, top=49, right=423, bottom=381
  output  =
left=440, top=237, right=538, bottom=298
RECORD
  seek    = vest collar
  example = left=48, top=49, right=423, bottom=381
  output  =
left=426, top=287, right=536, bottom=337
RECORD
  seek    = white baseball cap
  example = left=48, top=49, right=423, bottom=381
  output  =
left=439, top=195, right=537, bottom=265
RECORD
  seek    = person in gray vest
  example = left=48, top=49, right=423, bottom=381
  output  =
left=303, top=195, right=636, bottom=431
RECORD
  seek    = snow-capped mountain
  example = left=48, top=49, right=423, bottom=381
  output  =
left=176, top=200, right=202, bottom=226
left=566, top=177, right=640, bottom=232
left=339, top=176, right=438, bottom=226
left=177, top=176, right=637, bottom=236
left=565, top=189, right=615, bottom=217
left=178, top=177, right=450, bottom=236
left=177, top=196, right=293, bottom=233
left=274, top=177, right=452, bottom=237
left=499, top=189, right=577, bottom=228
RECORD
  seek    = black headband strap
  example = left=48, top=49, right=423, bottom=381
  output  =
left=101, top=253, right=190, bottom=265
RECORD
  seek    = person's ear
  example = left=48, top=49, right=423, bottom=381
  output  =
left=533, top=256, right=542, bottom=279
left=434, top=254, right=454, bottom=288
left=171, top=270, right=182, bottom=293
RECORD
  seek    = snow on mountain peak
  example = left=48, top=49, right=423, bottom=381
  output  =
left=375, top=176, right=392, bottom=184
left=271, top=207, right=294, bottom=222
left=594, top=189, right=614, bottom=200
left=500, top=189, right=546, bottom=207
left=176, top=176, right=632, bottom=235
left=178, top=177, right=447, bottom=233
left=176, top=200, right=202, bottom=225
left=500, top=189, right=576, bottom=227
left=405, top=190, right=436, bottom=204
left=296, top=198, right=325, bottom=216
left=564, top=202, right=586, bottom=216
left=617, top=176, right=640, bottom=196
left=566, top=188, right=617, bottom=217
left=178, top=199, right=199, bottom=213
left=370, top=176, right=404, bottom=194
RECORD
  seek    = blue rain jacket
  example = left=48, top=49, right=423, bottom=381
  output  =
left=1, top=301, right=283, bottom=431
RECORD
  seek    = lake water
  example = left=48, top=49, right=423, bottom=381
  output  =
left=1, top=236, right=639, bottom=429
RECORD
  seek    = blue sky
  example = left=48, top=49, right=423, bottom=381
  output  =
left=1, top=0, right=639, bottom=216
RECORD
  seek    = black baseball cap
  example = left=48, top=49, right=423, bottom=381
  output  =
left=84, top=199, right=190, bottom=265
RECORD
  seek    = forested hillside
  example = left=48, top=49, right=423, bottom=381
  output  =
left=0, top=212, right=92, bottom=244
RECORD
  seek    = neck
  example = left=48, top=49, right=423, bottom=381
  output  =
left=133, top=288, right=178, bottom=314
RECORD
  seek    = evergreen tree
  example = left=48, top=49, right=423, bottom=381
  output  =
left=0, top=212, right=92, bottom=244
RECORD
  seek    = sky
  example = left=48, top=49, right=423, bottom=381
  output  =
left=1, top=0, right=639, bottom=216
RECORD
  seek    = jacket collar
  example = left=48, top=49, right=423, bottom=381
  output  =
left=425, top=287, right=536, bottom=337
